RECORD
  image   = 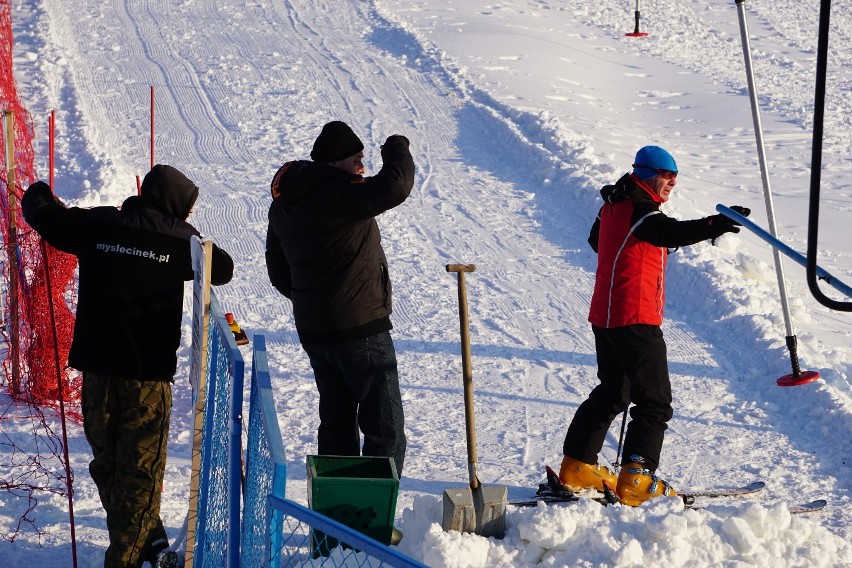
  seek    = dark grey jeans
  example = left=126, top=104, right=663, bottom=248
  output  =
left=303, top=331, right=407, bottom=475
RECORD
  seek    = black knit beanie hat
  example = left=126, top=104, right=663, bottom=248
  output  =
left=310, top=121, right=364, bottom=162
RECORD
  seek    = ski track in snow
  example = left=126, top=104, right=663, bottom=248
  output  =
left=6, top=0, right=851, bottom=559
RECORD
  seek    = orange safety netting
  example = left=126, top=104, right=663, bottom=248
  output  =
left=0, top=0, right=81, bottom=545
left=0, top=0, right=80, bottom=409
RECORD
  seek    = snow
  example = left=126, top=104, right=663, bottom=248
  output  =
left=2, top=0, right=852, bottom=566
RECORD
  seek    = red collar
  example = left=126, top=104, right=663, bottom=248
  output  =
left=630, top=173, right=664, bottom=204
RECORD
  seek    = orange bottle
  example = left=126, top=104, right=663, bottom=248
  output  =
left=224, top=312, right=249, bottom=346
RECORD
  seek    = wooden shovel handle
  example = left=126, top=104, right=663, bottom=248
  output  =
left=447, top=263, right=479, bottom=487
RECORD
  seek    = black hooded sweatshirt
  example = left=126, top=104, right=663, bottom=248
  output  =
left=22, top=165, right=234, bottom=379
left=265, top=135, right=414, bottom=344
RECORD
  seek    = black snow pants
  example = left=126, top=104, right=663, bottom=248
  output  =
left=562, top=324, right=673, bottom=472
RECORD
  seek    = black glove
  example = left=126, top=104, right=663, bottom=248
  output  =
left=728, top=205, right=751, bottom=219
left=24, top=180, right=65, bottom=208
left=707, top=205, right=750, bottom=244
left=27, top=180, right=52, bottom=194
left=382, top=134, right=410, bottom=148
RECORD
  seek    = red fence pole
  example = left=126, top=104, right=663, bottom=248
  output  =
left=150, top=85, right=154, bottom=170
left=48, top=110, right=54, bottom=187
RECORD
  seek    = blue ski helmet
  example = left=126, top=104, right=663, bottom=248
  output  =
left=632, top=146, right=678, bottom=180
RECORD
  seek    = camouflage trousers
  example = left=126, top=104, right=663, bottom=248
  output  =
left=82, top=372, right=172, bottom=568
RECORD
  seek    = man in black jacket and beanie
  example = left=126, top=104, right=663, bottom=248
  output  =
left=22, top=165, right=233, bottom=568
left=266, top=121, right=414, bottom=476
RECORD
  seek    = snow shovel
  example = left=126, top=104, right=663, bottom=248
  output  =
left=441, top=264, right=507, bottom=539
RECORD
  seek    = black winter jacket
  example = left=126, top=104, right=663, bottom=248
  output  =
left=265, top=135, right=414, bottom=344
left=22, top=166, right=234, bottom=379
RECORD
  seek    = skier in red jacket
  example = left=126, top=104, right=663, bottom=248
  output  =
left=558, top=146, right=750, bottom=505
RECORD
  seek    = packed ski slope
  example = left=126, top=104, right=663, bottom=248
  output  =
left=3, top=0, right=852, bottom=566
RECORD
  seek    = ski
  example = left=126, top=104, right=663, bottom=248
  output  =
left=511, top=466, right=767, bottom=508
left=510, top=490, right=610, bottom=508
left=511, top=495, right=827, bottom=515
left=509, top=466, right=609, bottom=507
left=787, top=499, right=827, bottom=515
left=678, top=480, right=765, bottom=507
left=680, top=480, right=765, bottom=499
left=686, top=498, right=826, bottom=515
left=509, top=495, right=579, bottom=507
left=511, top=467, right=824, bottom=516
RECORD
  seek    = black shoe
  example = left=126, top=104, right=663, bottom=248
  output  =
left=390, top=527, right=403, bottom=545
left=153, top=549, right=178, bottom=568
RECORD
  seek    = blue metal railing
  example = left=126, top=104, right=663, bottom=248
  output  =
left=241, top=335, right=288, bottom=567
left=194, top=291, right=244, bottom=567
left=267, top=496, right=428, bottom=567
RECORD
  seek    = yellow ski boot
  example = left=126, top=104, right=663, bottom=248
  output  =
left=558, top=455, right=618, bottom=493
left=615, top=456, right=677, bottom=506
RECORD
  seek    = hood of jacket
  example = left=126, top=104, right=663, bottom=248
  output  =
left=600, top=172, right=662, bottom=205
left=270, top=160, right=357, bottom=205
left=137, top=164, right=199, bottom=220
left=600, top=173, right=637, bottom=204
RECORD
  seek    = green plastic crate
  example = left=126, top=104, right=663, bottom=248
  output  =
left=306, top=455, right=399, bottom=556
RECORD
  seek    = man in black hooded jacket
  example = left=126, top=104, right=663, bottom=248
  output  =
left=265, top=121, right=414, bottom=476
left=22, top=165, right=233, bottom=568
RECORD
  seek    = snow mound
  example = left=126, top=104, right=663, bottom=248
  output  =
left=396, top=495, right=851, bottom=567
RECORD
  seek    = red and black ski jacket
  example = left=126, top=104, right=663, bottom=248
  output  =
left=265, top=135, right=414, bottom=345
left=22, top=166, right=234, bottom=380
left=588, top=173, right=721, bottom=328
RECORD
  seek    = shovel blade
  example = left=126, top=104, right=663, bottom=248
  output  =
left=441, top=485, right=508, bottom=539
left=442, top=488, right=476, bottom=534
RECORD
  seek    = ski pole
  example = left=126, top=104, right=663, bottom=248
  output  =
left=614, top=408, right=628, bottom=468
